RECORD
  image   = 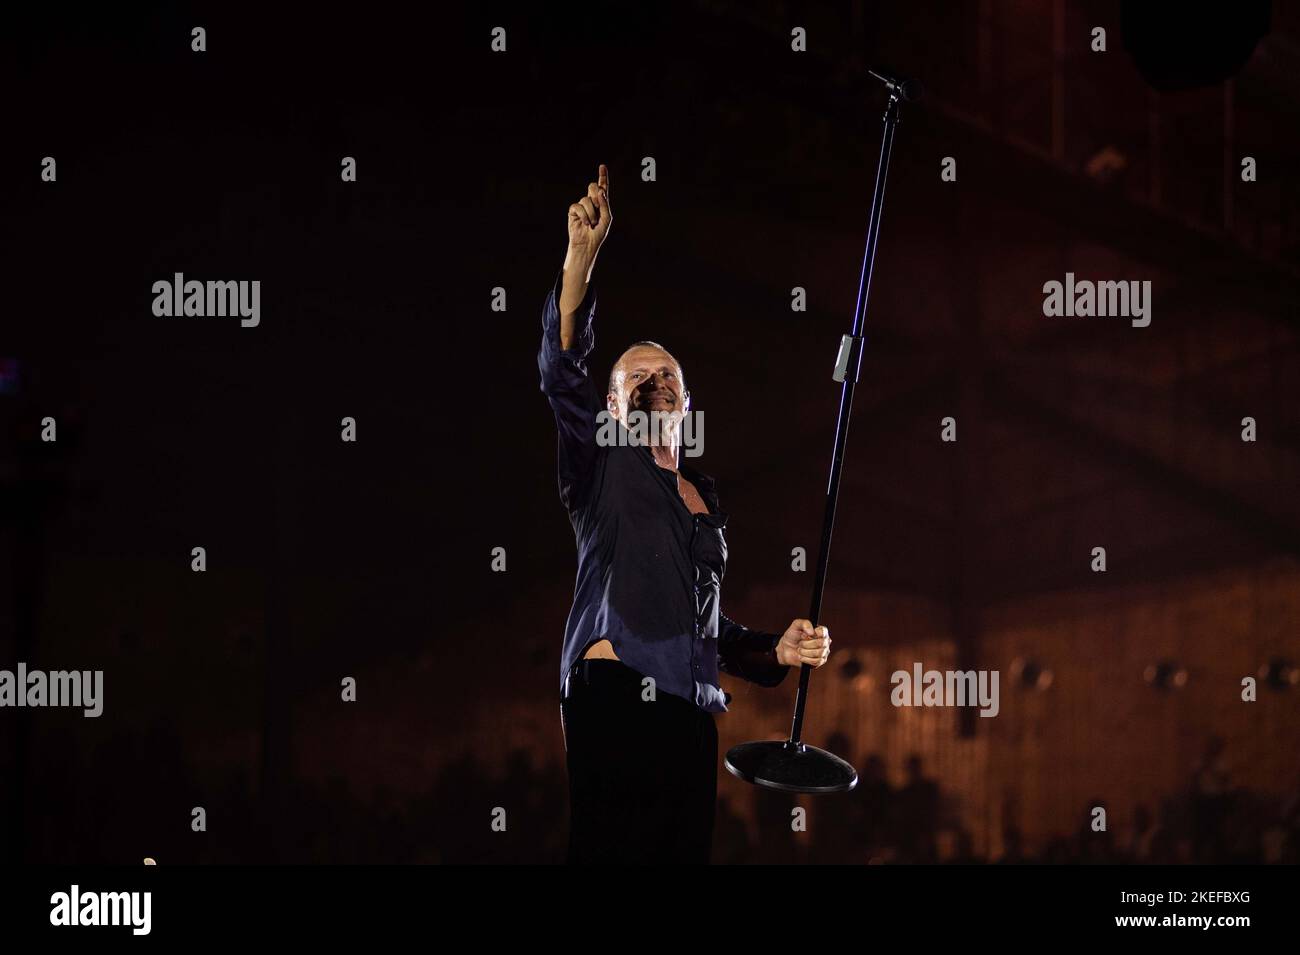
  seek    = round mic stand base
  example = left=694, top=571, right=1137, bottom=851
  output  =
left=724, top=739, right=859, bottom=794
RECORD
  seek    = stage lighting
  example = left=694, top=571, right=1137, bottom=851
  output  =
left=1143, top=660, right=1188, bottom=690
left=1009, top=656, right=1054, bottom=691
left=1258, top=658, right=1299, bottom=691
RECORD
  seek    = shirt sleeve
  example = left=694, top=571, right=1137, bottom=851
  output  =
left=538, top=268, right=601, bottom=513
left=717, top=612, right=790, bottom=687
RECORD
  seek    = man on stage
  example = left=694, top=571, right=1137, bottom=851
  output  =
left=538, top=164, right=833, bottom=864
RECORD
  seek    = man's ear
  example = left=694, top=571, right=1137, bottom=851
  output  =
left=607, top=392, right=619, bottom=418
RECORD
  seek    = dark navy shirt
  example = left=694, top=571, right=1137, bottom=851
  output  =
left=538, top=269, right=790, bottom=713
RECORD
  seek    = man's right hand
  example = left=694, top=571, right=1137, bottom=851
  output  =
left=567, top=163, right=612, bottom=258
left=560, top=164, right=612, bottom=321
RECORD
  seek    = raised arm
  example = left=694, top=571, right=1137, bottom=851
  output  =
left=537, top=164, right=614, bottom=513
left=558, top=163, right=612, bottom=347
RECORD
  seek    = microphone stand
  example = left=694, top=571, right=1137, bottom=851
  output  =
left=725, top=74, right=912, bottom=793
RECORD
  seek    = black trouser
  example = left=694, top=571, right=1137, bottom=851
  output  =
left=560, top=658, right=718, bottom=864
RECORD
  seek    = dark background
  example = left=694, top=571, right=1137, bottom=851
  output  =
left=4, top=0, right=1298, bottom=863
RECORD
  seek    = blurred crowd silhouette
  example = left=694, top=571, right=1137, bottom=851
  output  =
left=786, top=732, right=1300, bottom=865
left=17, top=722, right=1298, bottom=865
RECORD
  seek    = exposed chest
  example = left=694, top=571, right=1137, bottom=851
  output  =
left=676, top=474, right=709, bottom=515
left=594, top=446, right=720, bottom=525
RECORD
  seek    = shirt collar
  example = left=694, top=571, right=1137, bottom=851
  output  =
left=678, top=461, right=723, bottom=514
left=620, top=427, right=723, bottom=511
left=678, top=461, right=715, bottom=492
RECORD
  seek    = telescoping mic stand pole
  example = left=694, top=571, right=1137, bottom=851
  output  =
left=725, top=69, right=919, bottom=794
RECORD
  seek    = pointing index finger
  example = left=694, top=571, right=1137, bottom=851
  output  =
left=598, top=164, right=609, bottom=194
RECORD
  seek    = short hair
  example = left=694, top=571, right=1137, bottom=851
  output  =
left=608, top=340, right=687, bottom=395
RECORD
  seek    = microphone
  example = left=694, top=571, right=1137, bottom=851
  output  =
left=868, top=67, right=922, bottom=102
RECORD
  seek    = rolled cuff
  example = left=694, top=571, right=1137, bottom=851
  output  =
left=718, top=616, right=790, bottom=688
left=540, top=267, right=597, bottom=370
